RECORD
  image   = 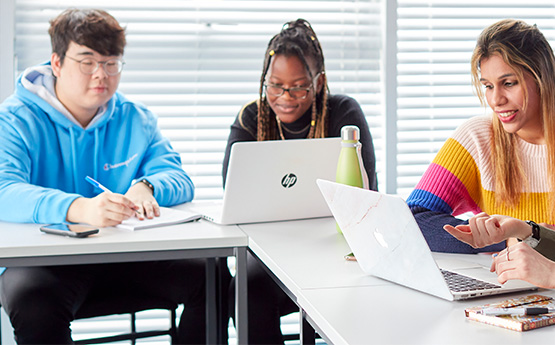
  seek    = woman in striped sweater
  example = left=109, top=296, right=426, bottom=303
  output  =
left=406, top=19, right=555, bottom=288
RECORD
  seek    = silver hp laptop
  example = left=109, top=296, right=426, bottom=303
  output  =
left=317, top=179, right=537, bottom=301
left=193, top=138, right=341, bottom=225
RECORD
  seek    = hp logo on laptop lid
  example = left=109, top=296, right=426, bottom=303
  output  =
left=281, top=173, right=297, bottom=188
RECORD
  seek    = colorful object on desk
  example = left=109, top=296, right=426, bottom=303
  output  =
left=344, top=252, right=357, bottom=261
left=335, top=125, right=369, bottom=233
left=465, top=294, right=555, bottom=331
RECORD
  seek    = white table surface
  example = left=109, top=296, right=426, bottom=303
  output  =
left=0, top=200, right=247, bottom=261
left=0, top=207, right=249, bottom=344
left=240, top=216, right=555, bottom=345
left=240, top=217, right=387, bottom=296
left=0, top=218, right=247, bottom=261
left=298, top=284, right=555, bottom=345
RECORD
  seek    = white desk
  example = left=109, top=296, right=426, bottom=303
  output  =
left=241, top=217, right=555, bottom=345
left=242, top=217, right=386, bottom=293
left=299, top=285, right=555, bottom=345
left=0, top=218, right=248, bottom=344
left=240, top=217, right=386, bottom=343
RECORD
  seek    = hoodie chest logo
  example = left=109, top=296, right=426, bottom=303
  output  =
left=104, top=153, right=138, bottom=171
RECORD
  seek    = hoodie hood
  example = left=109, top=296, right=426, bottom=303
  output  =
left=17, top=61, right=113, bottom=130
left=14, top=62, right=119, bottom=192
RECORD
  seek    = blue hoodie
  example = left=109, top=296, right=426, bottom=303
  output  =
left=0, top=63, right=194, bottom=224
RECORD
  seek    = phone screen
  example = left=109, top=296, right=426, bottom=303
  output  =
left=40, top=223, right=99, bottom=237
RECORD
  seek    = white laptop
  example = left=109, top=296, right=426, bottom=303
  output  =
left=192, top=138, right=341, bottom=225
left=317, top=179, right=537, bottom=301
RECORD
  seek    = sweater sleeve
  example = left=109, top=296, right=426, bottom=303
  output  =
left=406, top=117, right=505, bottom=253
left=0, top=111, right=81, bottom=223
left=411, top=206, right=505, bottom=253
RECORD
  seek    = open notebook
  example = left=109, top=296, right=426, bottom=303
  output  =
left=117, top=207, right=201, bottom=230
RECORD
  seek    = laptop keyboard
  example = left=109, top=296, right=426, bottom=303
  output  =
left=440, top=269, right=502, bottom=292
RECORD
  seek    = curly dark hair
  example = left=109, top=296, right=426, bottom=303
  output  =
left=257, top=19, right=329, bottom=140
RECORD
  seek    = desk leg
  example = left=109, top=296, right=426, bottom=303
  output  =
left=206, top=258, right=217, bottom=344
left=235, top=247, right=248, bottom=345
left=216, top=258, right=229, bottom=344
left=300, top=309, right=316, bottom=345
left=0, top=307, right=14, bottom=345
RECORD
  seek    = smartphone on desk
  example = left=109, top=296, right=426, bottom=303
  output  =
left=40, top=223, right=99, bottom=238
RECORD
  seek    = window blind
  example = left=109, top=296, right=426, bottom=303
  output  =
left=5, top=0, right=555, bottom=342
left=13, top=0, right=384, bottom=199
left=7, top=0, right=382, bottom=341
left=396, top=0, right=555, bottom=196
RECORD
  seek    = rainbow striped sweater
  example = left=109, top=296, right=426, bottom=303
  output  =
left=406, top=116, right=549, bottom=253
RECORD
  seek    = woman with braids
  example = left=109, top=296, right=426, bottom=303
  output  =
left=224, top=19, right=377, bottom=343
left=407, top=19, right=555, bottom=289
left=222, top=18, right=377, bottom=187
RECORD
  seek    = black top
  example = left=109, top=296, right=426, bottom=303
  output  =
left=222, top=94, right=377, bottom=190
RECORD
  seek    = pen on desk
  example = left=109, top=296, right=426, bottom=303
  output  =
left=85, top=176, right=143, bottom=218
left=477, top=307, right=555, bottom=316
left=85, top=176, right=112, bottom=193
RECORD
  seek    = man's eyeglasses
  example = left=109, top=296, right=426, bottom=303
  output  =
left=264, top=83, right=312, bottom=100
left=65, top=55, right=125, bottom=76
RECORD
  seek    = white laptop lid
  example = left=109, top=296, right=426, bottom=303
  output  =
left=317, top=179, right=537, bottom=301
left=199, top=138, right=341, bottom=225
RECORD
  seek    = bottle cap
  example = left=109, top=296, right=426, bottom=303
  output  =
left=341, top=125, right=360, bottom=141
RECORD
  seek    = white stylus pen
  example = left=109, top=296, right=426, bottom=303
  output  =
left=477, top=307, right=555, bottom=316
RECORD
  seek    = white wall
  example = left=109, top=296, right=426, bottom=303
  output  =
left=0, top=0, right=15, bottom=102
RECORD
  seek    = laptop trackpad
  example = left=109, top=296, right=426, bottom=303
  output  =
left=435, top=256, right=500, bottom=285
left=450, top=267, right=500, bottom=285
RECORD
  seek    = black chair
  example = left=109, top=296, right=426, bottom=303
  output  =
left=0, top=301, right=177, bottom=345
left=74, top=257, right=231, bottom=345
left=73, top=294, right=178, bottom=345
left=1, top=257, right=231, bottom=345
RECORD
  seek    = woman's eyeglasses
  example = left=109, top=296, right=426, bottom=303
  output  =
left=264, top=83, right=312, bottom=99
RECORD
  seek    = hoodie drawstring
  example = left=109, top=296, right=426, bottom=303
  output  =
left=69, top=126, right=79, bottom=193
left=94, top=128, right=100, bottom=181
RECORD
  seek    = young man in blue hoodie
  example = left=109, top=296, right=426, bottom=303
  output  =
left=0, top=9, right=206, bottom=344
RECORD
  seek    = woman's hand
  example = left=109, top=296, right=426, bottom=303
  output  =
left=491, top=242, right=555, bottom=289
left=443, top=213, right=532, bottom=248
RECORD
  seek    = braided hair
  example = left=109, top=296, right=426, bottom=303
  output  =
left=257, top=19, right=329, bottom=141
